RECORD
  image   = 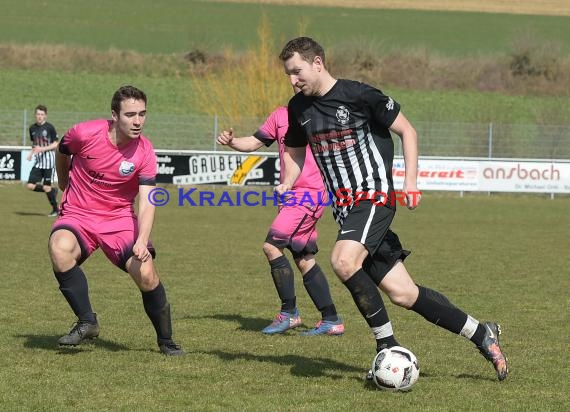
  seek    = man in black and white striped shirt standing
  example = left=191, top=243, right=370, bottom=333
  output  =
left=25, top=104, right=59, bottom=216
left=276, top=37, right=508, bottom=381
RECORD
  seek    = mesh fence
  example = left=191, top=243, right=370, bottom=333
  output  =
left=1, top=109, right=569, bottom=159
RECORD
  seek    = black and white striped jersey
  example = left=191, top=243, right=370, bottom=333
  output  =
left=29, top=122, right=58, bottom=169
left=285, top=79, right=400, bottom=224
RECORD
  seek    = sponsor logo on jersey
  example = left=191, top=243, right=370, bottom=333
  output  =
left=336, top=105, right=350, bottom=125
left=119, top=160, right=135, bottom=176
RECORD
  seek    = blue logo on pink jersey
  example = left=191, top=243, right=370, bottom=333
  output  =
left=119, top=161, right=135, bottom=176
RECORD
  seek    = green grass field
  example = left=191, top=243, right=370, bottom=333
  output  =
left=1, top=1, right=569, bottom=409
left=0, top=182, right=568, bottom=410
left=2, top=0, right=570, bottom=146
left=2, top=0, right=570, bottom=56
left=2, top=68, right=569, bottom=122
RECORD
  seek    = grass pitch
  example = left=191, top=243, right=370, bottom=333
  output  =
left=0, top=182, right=568, bottom=410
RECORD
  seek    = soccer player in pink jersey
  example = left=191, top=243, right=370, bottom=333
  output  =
left=48, top=85, right=184, bottom=355
left=216, top=104, right=344, bottom=336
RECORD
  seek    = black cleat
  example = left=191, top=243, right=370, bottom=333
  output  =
left=48, top=210, right=58, bottom=217
left=478, top=322, right=509, bottom=381
left=159, top=340, right=185, bottom=356
left=366, top=343, right=394, bottom=381
left=58, top=315, right=99, bottom=346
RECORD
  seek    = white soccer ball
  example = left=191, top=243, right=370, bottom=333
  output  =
left=371, top=346, right=420, bottom=391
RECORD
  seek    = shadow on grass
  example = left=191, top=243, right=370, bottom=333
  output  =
left=14, top=211, right=49, bottom=217
left=455, top=373, right=496, bottom=382
left=194, top=313, right=269, bottom=332
left=201, top=349, right=364, bottom=381
left=15, top=334, right=129, bottom=353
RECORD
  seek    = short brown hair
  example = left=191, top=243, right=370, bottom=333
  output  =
left=35, top=105, right=47, bottom=114
left=111, top=85, right=147, bottom=114
left=279, top=37, right=326, bottom=65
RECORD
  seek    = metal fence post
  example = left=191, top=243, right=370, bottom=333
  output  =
left=486, top=122, right=493, bottom=196
left=488, top=122, right=493, bottom=158
left=22, top=109, right=28, bottom=146
left=213, top=114, right=218, bottom=151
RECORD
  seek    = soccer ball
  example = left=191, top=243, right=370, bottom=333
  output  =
left=371, top=346, right=420, bottom=391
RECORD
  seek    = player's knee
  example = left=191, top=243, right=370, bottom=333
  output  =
left=49, top=234, right=78, bottom=270
left=49, top=233, right=72, bottom=255
left=136, top=264, right=160, bottom=292
left=330, top=256, right=358, bottom=280
left=295, top=255, right=314, bottom=274
left=25, top=183, right=35, bottom=190
left=262, top=242, right=281, bottom=260
left=139, top=277, right=159, bottom=292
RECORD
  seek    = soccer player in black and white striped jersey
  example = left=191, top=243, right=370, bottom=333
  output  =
left=25, top=105, right=59, bottom=216
left=276, top=37, right=508, bottom=381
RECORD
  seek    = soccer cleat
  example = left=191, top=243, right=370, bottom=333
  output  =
left=366, top=343, right=397, bottom=381
left=48, top=210, right=58, bottom=217
left=158, top=340, right=186, bottom=356
left=58, top=315, right=100, bottom=346
left=478, top=322, right=509, bottom=381
left=261, top=309, right=302, bottom=334
left=301, top=319, right=345, bottom=336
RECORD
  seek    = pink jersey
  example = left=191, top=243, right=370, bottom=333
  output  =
left=59, top=119, right=157, bottom=217
left=257, top=106, right=324, bottom=194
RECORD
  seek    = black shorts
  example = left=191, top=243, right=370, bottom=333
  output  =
left=363, top=230, right=410, bottom=285
left=337, top=200, right=410, bottom=284
left=28, top=167, right=54, bottom=185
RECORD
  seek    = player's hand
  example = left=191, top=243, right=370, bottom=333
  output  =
left=133, top=242, right=151, bottom=262
left=274, top=183, right=295, bottom=204
left=403, top=182, right=422, bottom=210
left=274, top=183, right=292, bottom=196
left=216, top=128, right=234, bottom=145
left=32, top=146, right=42, bottom=154
left=26, top=152, right=33, bottom=161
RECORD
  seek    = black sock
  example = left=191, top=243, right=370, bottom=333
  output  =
left=303, top=264, right=338, bottom=321
left=141, top=282, right=172, bottom=343
left=269, top=255, right=296, bottom=313
left=46, top=189, right=57, bottom=209
left=411, top=285, right=468, bottom=334
left=344, top=269, right=398, bottom=350
left=33, top=184, right=44, bottom=192
left=54, top=266, right=96, bottom=323
left=470, top=324, right=487, bottom=346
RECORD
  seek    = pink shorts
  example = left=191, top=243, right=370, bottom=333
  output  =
left=265, top=200, right=325, bottom=258
left=51, top=214, right=155, bottom=271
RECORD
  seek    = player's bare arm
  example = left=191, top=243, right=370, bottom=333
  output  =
left=134, top=185, right=156, bottom=262
left=217, top=129, right=265, bottom=152
left=390, top=112, right=421, bottom=209
left=275, top=145, right=305, bottom=195
left=55, top=146, right=71, bottom=191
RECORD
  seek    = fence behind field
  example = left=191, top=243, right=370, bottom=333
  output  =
left=1, top=109, right=569, bottom=158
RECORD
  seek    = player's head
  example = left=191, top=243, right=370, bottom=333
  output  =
left=111, top=85, right=147, bottom=140
left=34, top=105, right=47, bottom=125
left=279, top=37, right=328, bottom=96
